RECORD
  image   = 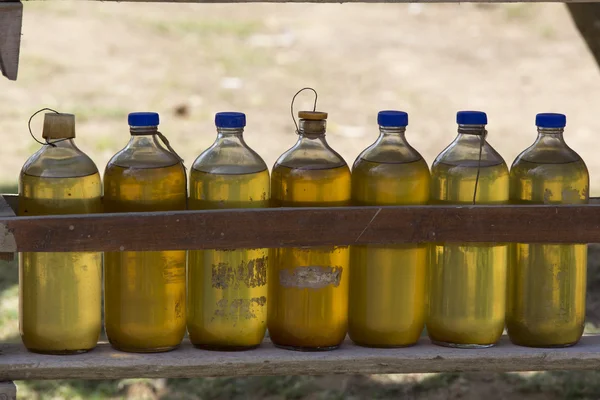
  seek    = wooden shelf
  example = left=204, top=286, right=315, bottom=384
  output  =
left=1, top=336, right=599, bottom=380
left=1, top=194, right=599, bottom=253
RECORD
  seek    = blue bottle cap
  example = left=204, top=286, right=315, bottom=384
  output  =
left=536, top=113, right=566, bottom=128
left=128, top=112, right=159, bottom=127
left=215, top=112, right=246, bottom=128
left=457, top=111, right=487, bottom=125
left=377, top=111, right=408, bottom=127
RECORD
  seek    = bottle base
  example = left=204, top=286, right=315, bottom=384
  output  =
left=26, top=348, right=92, bottom=355
left=110, top=344, right=180, bottom=353
left=274, top=343, right=340, bottom=352
left=510, top=340, right=579, bottom=349
left=351, top=341, right=417, bottom=349
left=193, top=343, right=260, bottom=351
left=431, top=339, right=495, bottom=349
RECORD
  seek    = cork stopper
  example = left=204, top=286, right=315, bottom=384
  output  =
left=42, top=113, right=76, bottom=140
left=298, top=111, right=328, bottom=121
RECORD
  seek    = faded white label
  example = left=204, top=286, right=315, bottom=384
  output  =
left=279, top=266, right=343, bottom=289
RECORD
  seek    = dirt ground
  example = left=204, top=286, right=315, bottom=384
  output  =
left=2, top=1, right=600, bottom=399
left=2, top=2, right=600, bottom=192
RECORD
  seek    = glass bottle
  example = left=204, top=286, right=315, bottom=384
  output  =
left=428, top=111, right=509, bottom=348
left=349, top=111, right=430, bottom=347
left=19, top=113, right=102, bottom=354
left=188, top=112, right=269, bottom=350
left=269, top=111, right=351, bottom=351
left=103, top=112, right=186, bottom=353
left=507, top=113, right=588, bottom=347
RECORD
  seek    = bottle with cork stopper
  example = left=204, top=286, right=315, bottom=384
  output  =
left=269, top=94, right=351, bottom=351
left=19, top=112, right=103, bottom=354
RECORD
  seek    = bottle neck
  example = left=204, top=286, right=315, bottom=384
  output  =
left=457, top=124, right=486, bottom=136
left=216, top=127, right=244, bottom=139
left=298, top=119, right=326, bottom=138
left=537, top=127, right=565, bottom=139
left=128, top=126, right=161, bottom=148
left=47, top=138, right=77, bottom=148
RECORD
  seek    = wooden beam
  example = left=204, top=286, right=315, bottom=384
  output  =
left=1, top=337, right=600, bottom=380
left=0, top=1, right=22, bottom=81
left=2, top=194, right=600, bottom=252
left=19, top=0, right=600, bottom=3
left=0, top=196, right=15, bottom=261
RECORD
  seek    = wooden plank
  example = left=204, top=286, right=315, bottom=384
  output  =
left=2, top=200, right=600, bottom=252
left=13, top=0, right=600, bottom=3
left=1, top=337, right=600, bottom=380
left=0, top=382, right=16, bottom=400
left=0, top=1, right=22, bottom=81
left=0, top=196, right=16, bottom=260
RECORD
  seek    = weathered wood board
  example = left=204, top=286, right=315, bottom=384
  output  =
left=1, top=193, right=600, bottom=252
left=1, top=337, right=600, bottom=380
left=0, top=196, right=15, bottom=261
left=0, top=1, right=22, bottom=81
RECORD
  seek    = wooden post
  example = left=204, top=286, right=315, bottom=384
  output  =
left=0, top=382, right=16, bottom=400
left=0, top=1, right=22, bottom=81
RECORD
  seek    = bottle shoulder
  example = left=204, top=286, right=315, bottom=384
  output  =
left=274, top=138, right=348, bottom=171
left=21, top=144, right=99, bottom=179
left=433, top=137, right=507, bottom=171
left=107, top=140, right=181, bottom=170
left=192, top=140, right=268, bottom=175
left=511, top=143, right=586, bottom=168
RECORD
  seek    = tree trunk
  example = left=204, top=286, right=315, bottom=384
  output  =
left=567, top=4, right=600, bottom=69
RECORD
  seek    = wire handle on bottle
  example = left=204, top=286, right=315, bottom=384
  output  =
left=290, top=87, right=318, bottom=134
left=472, top=129, right=487, bottom=205
left=156, top=131, right=189, bottom=208
left=28, top=108, right=64, bottom=147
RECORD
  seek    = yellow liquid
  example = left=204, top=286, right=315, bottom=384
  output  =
left=507, top=159, right=588, bottom=347
left=104, top=163, right=186, bottom=352
left=428, top=161, right=509, bottom=347
left=188, top=169, right=269, bottom=350
left=349, top=159, right=430, bottom=347
left=269, top=164, right=351, bottom=350
left=19, top=173, right=102, bottom=354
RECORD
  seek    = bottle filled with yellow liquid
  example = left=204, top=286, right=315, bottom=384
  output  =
left=19, top=113, right=102, bottom=354
left=104, top=112, right=186, bottom=353
left=269, top=111, right=351, bottom=351
left=349, top=111, right=430, bottom=347
left=507, top=113, right=588, bottom=347
left=428, top=111, right=509, bottom=348
left=188, top=112, right=269, bottom=350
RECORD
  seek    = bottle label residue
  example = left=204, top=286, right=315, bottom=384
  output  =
left=211, top=256, right=268, bottom=289
left=212, top=296, right=267, bottom=322
left=279, top=266, right=343, bottom=289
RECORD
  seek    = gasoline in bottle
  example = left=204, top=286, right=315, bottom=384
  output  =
left=269, top=108, right=351, bottom=351
left=103, top=112, right=186, bottom=353
left=507, top=113, right=588, bottom=347
left=19, top=113, right=102, bottom=354
left=427, top=111, right=509, bottom=348
left=188, top=112, right=269, bottom=350
left=349, top=110, right=430, bottom=347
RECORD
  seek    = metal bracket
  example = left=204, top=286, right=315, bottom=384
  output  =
left=0, top=1, right=23, bottom=81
